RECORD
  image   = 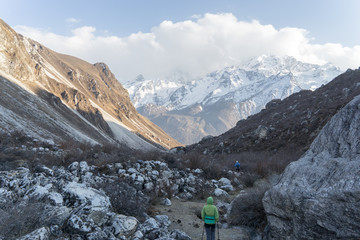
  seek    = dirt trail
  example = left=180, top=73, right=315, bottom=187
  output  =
left=154, top=197, right=254, bottom=240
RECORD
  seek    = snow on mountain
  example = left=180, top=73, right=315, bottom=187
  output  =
left=125, top=55, right=342, bottom=144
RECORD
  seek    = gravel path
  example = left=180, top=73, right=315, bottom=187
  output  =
left=154, top=197, right=255, bottom=240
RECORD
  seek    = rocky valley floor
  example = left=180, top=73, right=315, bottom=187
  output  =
left=0, top=148, right=264, bottom=240
left=154, top=197, right=259, bottom=240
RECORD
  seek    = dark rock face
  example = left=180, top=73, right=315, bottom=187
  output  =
left=262, top=95, right=360, bottom=240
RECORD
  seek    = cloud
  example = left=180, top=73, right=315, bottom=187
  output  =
left=66, top=17, right=81, bottom=23
left=190, top=14, right=202, bottom=19
left=15, top=13, right=360, bottom=82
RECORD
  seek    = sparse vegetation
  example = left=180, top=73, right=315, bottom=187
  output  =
left=227, top=184, right=270, bottom=229
left=0, top=198, right=48, bottom=239
left=95, top=179, right=150, bottom=221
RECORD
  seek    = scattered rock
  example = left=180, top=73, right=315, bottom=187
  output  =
left=160, top=198, right=172, bottom=206
left=214, top=188, right=229, bottom=197
left=0, top=158, right=243, bottom=239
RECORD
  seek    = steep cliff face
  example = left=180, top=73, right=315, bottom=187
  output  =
left=262, top=93, right=360, bottom=239
left=0, top=18, right=181, bottom=149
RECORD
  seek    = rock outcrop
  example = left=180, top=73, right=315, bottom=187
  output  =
left=262, top=94, right=360, bottom=239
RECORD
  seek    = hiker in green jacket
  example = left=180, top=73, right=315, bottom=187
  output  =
left=201, top=196, right=219, bottom=240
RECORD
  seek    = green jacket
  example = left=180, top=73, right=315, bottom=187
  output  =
left=201, top=197, right=219, bottom=224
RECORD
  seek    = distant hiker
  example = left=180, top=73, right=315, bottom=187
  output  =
left=234, top=161, right=241, bottom=172
left=201, top=196, right=219, bottom=240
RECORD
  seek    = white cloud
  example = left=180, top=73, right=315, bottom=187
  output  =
left=66, top=17, right=80, bottom=23
left=190, top=14, right=202, bottom=19
left=15, top=13, right=360, bottom=82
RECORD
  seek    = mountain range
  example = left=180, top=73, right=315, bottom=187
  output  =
left=183, top=67, right=360, bottom=156
left=125, top=55, right=342, bottom=144
left=0, top=18, right=180, bottom=150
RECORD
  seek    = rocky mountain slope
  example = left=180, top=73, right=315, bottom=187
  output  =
left=0, top=18, right=180, bottom=149
left=263, top=90, right=360, bottom=239
left=182, top=68, right=360, bottom=156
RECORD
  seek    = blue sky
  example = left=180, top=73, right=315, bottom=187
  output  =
left=1, top=0, right=360, bottom=81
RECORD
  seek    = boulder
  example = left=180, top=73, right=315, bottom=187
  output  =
left=214, top=188, right=229, bottom=197
left=40, top=205, right=72, bottom=226
left=34, top=165, right=54, bottom=176
left=62, top=182, right=111, bottom=211
left=154, top=215, right=171, bottom=228
left=17, top=227, right=51, bottom=240
left=66, top=214, right=95, bottom=234
left=127, top=168, right=138, bottom=174
left=218, top=177, right=231, bottom=186
left=105, top=214, right=138, bottom=237
left=140, top=217, right=160, bottom=234
left=170, top=229, right=192, bottom=240
left=79, top=161, right=89, bottom=174
left=68, top=161, right=79, bottom=173
left=263, top=95, right=360, bottom=239
left=144, top=182, right=155, bottom=192
left=160, top=198, right=172, bottom=206
left=86, top=229, right=110, bottom=240
left=0, top=188, right=14, bottom=207
left=219, top=178, right=234, bottom=192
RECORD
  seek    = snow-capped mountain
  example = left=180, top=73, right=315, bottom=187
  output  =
left=125, top=55, right=342, bottom=145
left=0, top=18, right=180, bottom=149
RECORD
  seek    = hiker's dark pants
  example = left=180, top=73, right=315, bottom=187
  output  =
left=205, top=223, right=216, bottom=240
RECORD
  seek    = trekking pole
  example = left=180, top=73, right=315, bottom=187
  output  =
left=217, top=222, right=220, bottom=240
left=201, top=224, right=204, bottom=240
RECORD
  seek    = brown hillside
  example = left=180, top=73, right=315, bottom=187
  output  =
left=0, top=18, right=181, bottom=149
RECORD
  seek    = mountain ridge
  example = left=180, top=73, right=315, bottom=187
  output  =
left=126, top=55, right=342, bottom=144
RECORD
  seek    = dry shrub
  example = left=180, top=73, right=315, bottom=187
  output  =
left=0, top=130, right=31, bottom=147
left=0, top=198, right=48, bottom=239
left=195, top=183, right=213, bottom=200
left=184, top=152, right=206, bottom=170
left=202, top=160, right=224, bottom=180
left=227, top=184, right=270, bottom=229
left=95, top=179, right=150, bottom=221
left=164, top=154, right=183, bottom=170
left=176, top=152, right=224, bottom=180
left=238, top=173, right=261, bottom=188
left=221, top=149, right=302, bottom=178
